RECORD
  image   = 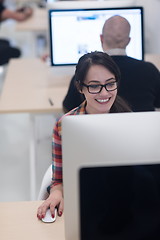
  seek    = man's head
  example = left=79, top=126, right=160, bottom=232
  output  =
left=100, top=15, right=131, bottom=51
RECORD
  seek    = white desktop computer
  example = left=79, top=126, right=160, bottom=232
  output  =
left=62, top=111, right=160, bottom=240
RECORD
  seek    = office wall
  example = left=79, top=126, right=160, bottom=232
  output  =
left=136, top=0, right=160, bottom=54
left=102, top=0, right=160, bottom=54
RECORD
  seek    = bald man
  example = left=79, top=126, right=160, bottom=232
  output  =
left=63, top=15, right=160, bottom=112
left=100, top=15, right=131, bottom=53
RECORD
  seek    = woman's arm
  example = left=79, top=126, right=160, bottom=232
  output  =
left=37, top=120, right=64, bottom=220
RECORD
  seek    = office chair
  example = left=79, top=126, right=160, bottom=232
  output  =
left=38, top=164, right=52, bottom=200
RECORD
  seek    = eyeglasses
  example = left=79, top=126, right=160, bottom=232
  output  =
left=82, top=80, right=118, bottom=94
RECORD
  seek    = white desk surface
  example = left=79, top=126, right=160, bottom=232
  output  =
left=0, top=58, right=74, bottom=114
left=0, top=201, right=65, bottom=240
left=16, top=8, right=48, bottom=32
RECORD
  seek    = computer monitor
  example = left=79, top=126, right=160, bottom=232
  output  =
left=79, top=164, right=160, bottom=239
left=62, top=111, right=160, bottom=240
left=49, top=6, right=144, bottom=66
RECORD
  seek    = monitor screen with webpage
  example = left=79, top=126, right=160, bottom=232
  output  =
left=49, top=6, right=144, bottom=66
left=62, top=112, right=160, bottom=240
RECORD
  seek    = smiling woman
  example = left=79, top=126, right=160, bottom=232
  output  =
left=37, top=51, right=131, bottom=221
left=78, top=64, right=118, bottom=114
left=75, top=51, right=131, bottom=114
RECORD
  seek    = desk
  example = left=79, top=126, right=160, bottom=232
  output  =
left=0, top=201, right=65, bottom=240
left=0, top=55, right=159, bottom=113
left=0, top=58, right=74, bottom=113
left=0, top=58, right=75, bottom=200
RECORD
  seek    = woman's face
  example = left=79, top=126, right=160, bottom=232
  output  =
left=81, top=65, right=117, bottom=114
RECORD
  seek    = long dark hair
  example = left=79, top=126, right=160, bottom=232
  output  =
left=75, top=51, right=131, bottom=113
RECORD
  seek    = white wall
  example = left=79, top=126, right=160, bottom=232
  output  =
left=103, top=0, right=160, bottom=54
left=136, top=0, right=160, bottom=54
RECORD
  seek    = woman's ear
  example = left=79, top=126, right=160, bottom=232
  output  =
left=75, top=80, right=83, bottom=94
left=79, top=88, right=83, bottom=94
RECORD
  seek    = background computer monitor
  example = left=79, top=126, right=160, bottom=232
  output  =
left=62, top=112, right=160, bottom=240
left=49, top=6, right=144, bottom=66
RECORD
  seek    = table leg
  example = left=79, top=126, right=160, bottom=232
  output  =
left=29, top=114, right=36, bottom=200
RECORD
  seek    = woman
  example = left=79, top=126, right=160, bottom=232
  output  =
left=37, top=51, right=131, bottom=220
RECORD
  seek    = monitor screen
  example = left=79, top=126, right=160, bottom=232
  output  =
left=80, top=165, right=160, bottom=240
left=49, top=7, right=144, bottom=66
left=62, top=111, right=160, bottom=240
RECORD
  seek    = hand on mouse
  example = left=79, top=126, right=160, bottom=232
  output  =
left=41, top=208, right=57, bottom=223
left=37, top=184, right=64, bottom=220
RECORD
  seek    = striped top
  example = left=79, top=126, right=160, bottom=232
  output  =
left=50, top=101, right=87, bottom=189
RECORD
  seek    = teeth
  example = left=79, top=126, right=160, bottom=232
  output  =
left=97, top=99, right=109, bottom=103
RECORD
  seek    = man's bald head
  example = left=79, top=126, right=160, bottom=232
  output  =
left=100, top=15, right=131, bottom=51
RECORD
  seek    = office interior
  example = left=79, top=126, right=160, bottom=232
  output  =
left=0, top=0, right=160, bottom=203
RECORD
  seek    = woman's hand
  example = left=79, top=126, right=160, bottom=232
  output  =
left=37, top=184, right=64, bottom=220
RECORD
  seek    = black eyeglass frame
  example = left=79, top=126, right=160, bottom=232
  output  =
left=82, top=80, right=118, bottom=94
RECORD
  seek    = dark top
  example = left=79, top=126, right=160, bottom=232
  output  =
left=0, top=3, right=5, bottom=22
left=63, top=56, right=160, bottom=112
left=0, top=3, right=5, bottom=14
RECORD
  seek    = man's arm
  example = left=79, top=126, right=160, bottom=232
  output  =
left=0, top=7, right=33, bottom=22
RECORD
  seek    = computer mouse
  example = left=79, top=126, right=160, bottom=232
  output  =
left=41, top=208, right=57, bottom=223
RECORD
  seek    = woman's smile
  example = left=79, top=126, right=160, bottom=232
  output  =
left=95, top=98, right=110, bottom=103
